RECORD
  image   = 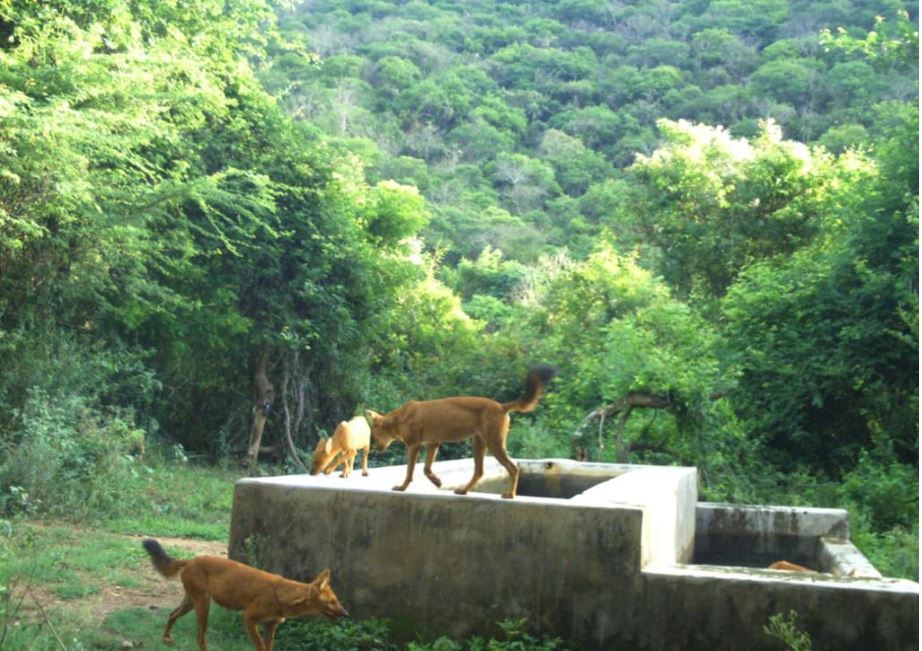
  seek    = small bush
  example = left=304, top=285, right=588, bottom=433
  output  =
left=841, top=452, right=918, bottom=531
left=506, top=422, right=571, bottom=459
left=276, top=616, right=397, bottom=650
left=410, top=619, right=570, bottom=651
left=275, top=617, right=570, bottom=651
left=0, top=388, right=144, bottom=518
left=764, top=611, right=812, bottom=651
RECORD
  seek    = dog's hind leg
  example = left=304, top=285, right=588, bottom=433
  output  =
left=455, top=435, right=485, bottom=495
left=163, top=594, right=194, bottom=645
left=490, top=444, right=519, bottom=499
left=360, top=444, right=370, bottom=476
left=394, top=445, right=420, bottom=491
left=423, top=444, right=442, bottom=487
left=192, top=595, right=211, bottom=651
left=485, top=420, right=519, bottom=499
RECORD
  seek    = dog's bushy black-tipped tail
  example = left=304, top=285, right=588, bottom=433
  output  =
left=503, top=364, right=558, bottom=414
left=142, top=538, right=186, bottom=578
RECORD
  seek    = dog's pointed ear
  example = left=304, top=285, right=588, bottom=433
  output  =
left=324, top=437, right=333, bottom=453
left=313, top=568, right=332, bottom=589
left=364, top=409, right=381, bottom=424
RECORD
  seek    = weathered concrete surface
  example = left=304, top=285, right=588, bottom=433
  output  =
left=229, top=464, right=646, bottom=643
left=642, top=564, right=919, bottom=651
left=695, top=502, right=850, bottom=569
left=573, top=466, right=697, bottom=565
left=228, top=459, right=919, bottom=650
left=819, top=537, right=882, bottom=578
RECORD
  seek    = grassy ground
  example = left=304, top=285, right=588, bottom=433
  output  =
left=0, top=460, right=565, bottom=651
left=0, top=463, right=253, bottom=651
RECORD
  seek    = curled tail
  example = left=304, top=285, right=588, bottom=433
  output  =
left=142, top=539, right=187, bottom=578
left=502, top=364, right=558, bottom=414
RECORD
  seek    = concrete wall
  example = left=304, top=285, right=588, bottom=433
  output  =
left=642, top=565, right=919, bottom=651
left=228, top=460, right=919, bottom=650
left=229, top=468, right=646, bottom=643
left=573, top=466, right=697, bottom=565
left=695, top=502, right=850, bottom=568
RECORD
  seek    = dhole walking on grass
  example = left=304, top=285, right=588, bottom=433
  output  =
left=143, top=539, right=347, bottom=651
left=365, top=364, right=557, bottom=499
left=310, top=415, right=371, bottom=477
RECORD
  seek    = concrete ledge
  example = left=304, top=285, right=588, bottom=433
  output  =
left=643, top=564, right=919, bottom=650
left=820, top=537, right=883, bottom=578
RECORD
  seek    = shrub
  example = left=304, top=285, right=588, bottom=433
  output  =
left=764, top=611, right=812, bottom=651
left=0, top=388, right=144, bottom=518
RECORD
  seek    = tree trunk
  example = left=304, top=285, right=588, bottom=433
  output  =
left=615, top=405, right=633, bottom=463
left=281, top=352, right=307, bottom=472
left=246, top=348, right=275, bottom=475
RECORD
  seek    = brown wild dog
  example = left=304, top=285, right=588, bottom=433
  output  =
left=311, top=415, right=371, bottom=477
left=142, top=539, right=347, bottom=651
left=365, top=364, right=557, bottom=499
left=768, top=560, right=813, bottom=572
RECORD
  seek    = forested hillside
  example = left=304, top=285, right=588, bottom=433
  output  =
left=266, top=0, right=917, bottom=262
left=0, top=0, right=917, bottom=579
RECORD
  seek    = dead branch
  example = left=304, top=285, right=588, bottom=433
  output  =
left=574, top=391, right=672, bottom=461
left=574, top=389, right=727, bottom=461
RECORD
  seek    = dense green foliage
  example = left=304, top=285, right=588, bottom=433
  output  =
left=264, top=0, right=917, bottom=264
left=0, top=0, right=916, bottom=595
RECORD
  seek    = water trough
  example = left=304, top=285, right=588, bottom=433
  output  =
left=228, top=458, right=918, bottom=650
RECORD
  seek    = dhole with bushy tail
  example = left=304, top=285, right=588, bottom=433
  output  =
left=142, top=538, right=347, bottom=651
left=365, top=364, right=557, bottom=499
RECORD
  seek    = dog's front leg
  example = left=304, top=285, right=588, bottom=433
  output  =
left=243, top=612, right=267, bottom=651
left=340, top=450, right=357, bottom=478
left=263, top=619, right=282, bottom=651
left=394, top=445, right=420, bottom=491
left=322, top=453, right=343, bottom=475
left=423, top=444, right=442, bottom=487
left=455, top=436, right=485, bottom=495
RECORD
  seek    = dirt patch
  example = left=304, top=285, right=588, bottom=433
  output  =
left=98, top=535, right=228, bottom=618
left=125, top=534, right=227, bottom=559
left=14, top=534, right=228, bottom=623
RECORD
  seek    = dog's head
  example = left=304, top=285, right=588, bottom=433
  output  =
left=310, top=436, right=336, bottom=475
left=308, top=568, right=349, bottom=619
left=364, top=409, right=396, bottom=452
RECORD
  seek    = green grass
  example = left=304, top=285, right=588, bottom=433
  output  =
left=99, top=461, right=240, bottom=540
left=1, top=525, right=138, bottom=599
left=99, top=607, right=257, bottom=651
left=0, top=458, right=242, bottom=651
